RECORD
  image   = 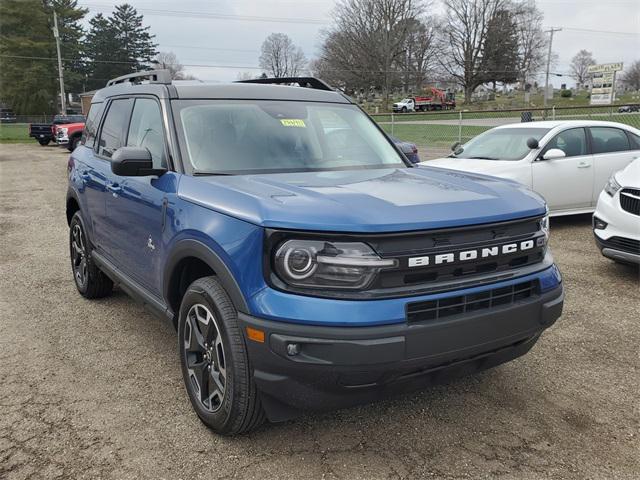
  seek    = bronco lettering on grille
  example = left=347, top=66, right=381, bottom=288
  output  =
left=408, top=240, right=536, bottom=268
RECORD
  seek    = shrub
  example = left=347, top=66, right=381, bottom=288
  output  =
left=561, top=89, right=572, bottom=98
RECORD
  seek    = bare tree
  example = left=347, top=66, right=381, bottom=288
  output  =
left=508, top=0, right=546, bottom=87
left=620, top=60, right=640, bottom=91
left=402, top=18, right=438, bottom=92
left=153, top=51, right=187, bottom=80
left=570, top=50, right=596, bottom=88
left=236, top=71, right=256, bottom=81
left=317, top=0, right=426, bottom=102
left=440, top=0, right=504, bottom=103
left=259, top=33, right=307, bottom=77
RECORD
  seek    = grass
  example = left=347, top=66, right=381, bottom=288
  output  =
left=380, top=123, right=490, bottom=147
left=0, top=123, right=31, bottom=143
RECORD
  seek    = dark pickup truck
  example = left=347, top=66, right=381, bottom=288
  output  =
left=29, top=114, right=85, bottom=146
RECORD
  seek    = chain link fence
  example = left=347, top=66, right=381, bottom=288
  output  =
left=372, top=104, right=640, bottom=160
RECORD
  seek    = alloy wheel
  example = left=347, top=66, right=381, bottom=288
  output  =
left=71, top=223, right=88, bottom=289
left=184, top=303, right=227, bottom=412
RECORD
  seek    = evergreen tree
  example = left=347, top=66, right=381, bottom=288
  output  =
left=480, top=9, right=519, bottom=90
left=83, top=4, right=157, bottom=89
left=0, top=0, right=58, bottom=114
left=110, top=4, right=157, bottom=71
left=84, top=13, right=125, bottom=90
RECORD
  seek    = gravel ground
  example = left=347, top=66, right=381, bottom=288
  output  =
left=1, top=143, right=639, bottom=480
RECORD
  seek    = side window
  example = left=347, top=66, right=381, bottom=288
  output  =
left=97, top=98, right=133, bottom=158
left=625, top=131, right=640, bottom=150
left=81, top=102, right=104, bottom=147
left=543, top=128, right=587, bottom=158
left=126, top=98, right=167, bottom=168
left=590, top=127, right=630, bottom=154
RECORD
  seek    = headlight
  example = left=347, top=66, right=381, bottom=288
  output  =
left=604, top=175, right=621, bottom=197
left=274, top=239, right=397, bottom=290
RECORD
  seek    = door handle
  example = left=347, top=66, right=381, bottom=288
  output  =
left=106, top=183, right=122, bottom=195
left=577, top=161, right=591, bottom=168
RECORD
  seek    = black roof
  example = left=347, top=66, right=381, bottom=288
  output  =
left=92, top=71, right=351, bottom=105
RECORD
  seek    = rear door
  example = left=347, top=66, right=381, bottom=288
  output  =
left=93, top=97, right=135, bottom=258
left=532, top=127, right=593, bottom=212
left=588, top=127, right=640, bottom=204
left=75, top=101, right=110, bottom=247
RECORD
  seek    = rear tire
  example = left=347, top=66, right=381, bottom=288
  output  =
left=69, top=211, right=113, bottom=299
left=38, top=139, right=50, bottom=146
left=178, top=276, right=265, bottom=435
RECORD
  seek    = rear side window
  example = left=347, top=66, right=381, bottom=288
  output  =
left=590, top=127, right=630, bottom=154
left=626, top=131, right=640, bottom=150
left=97, top=98, right=134, bottom=158
left=543, top=128, right=587, bottom=157
left=81, top=103, right=104, bottom=148
left=126, top=98, right=167, bottom=169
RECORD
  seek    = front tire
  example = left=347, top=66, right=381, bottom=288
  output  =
left=69, top=211, right=113, bottom=298
left=67, top=136, right=80, bottom=152
left=178, top=276, right=264, bottom=435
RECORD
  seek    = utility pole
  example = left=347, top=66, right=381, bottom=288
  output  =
left=543, top=27, right=562, bottom=108
left=53, top=11, right=66, bottom=115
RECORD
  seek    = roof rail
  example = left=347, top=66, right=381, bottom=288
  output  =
left=106, top=70, right=172, bottom=87
left=236, top=76, right=334, bottom=91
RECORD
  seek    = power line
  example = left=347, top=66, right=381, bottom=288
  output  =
left=559, top=27, right=639, bottom=36
left=80, top=3, right=329, bottom=24
left=0, top=54, right=569, bottom=77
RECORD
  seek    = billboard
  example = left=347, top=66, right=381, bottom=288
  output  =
left=589, top=63, right=623, bottom=105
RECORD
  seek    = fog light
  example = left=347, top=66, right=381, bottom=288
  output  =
left=593, top=216, right=607, bottom=230
left=286, top=343, right=300, bottom=356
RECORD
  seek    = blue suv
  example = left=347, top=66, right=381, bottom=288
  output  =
left=66, top=71, right=564, bottom=435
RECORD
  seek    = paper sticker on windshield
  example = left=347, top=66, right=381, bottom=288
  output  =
left=280, top=119, right=306, bottom=128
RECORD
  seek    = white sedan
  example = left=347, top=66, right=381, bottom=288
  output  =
left=423, top=120, right=640, bottom=216
left=593, top=158, right=640, bottom=265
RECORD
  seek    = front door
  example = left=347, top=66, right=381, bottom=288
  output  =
left=532, top=127, right=594, bottom=212
left=104, top=97, right=173, bottom=296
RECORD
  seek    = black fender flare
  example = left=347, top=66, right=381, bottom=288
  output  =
left=163, top=239, right=250, bottom=314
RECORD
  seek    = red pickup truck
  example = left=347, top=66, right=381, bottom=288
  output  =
left=55, top=121, right=85, bottom=151
left=29, top=114, right=85, bottom=146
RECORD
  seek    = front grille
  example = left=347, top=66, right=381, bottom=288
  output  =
left=600, top=236, right=640, bottom=254
left=620, top=188, right=640, bottom=216
left=406, top=280, right=537, bottom=323
left=372, top=217, right=546, bottom=289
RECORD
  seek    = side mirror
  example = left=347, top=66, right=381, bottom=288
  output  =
left=526, top=137, right=539, bottom=149
left=111, top=147, right=166, bottom=176
left=451, top=141, right=461, bottom=152
left=399, top=143, right=414, bottom=155
left=542, top=148, right=566, bottom=161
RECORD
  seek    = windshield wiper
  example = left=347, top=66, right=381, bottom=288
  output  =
left=469, top=156, right=499, bottom=160
left=192, top=169, right=235, bottom=176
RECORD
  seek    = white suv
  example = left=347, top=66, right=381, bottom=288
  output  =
left=593, top=158, right=640, bottom=265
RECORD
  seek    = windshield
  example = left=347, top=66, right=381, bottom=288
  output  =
left=173, top=100, right=406, bottom=174
left=453, top=127, right=550, bottom=161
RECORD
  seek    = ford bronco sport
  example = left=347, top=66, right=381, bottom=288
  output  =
left=66, top=71, right=564, bottom=435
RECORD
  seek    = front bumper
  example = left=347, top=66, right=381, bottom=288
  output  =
left=240, top=281, right=564, bottom=422
left=593, top=190, right=640, bottom=264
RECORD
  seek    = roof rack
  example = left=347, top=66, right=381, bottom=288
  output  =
left=236, top=76, right=334, bottom=91
left=106, top=70, right=172, bottom=87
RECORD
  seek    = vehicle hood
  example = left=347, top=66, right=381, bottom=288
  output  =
left=422, top=157, right=527, bottom=178
left=178, top=167, right=546, bottom=232
left=616, top=158, right=640, bottom=187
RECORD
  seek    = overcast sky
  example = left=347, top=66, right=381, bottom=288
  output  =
left=77, top=0, right=639, bottom=87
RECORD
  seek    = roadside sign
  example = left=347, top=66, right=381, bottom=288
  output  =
left=589, top=63, right=623, bottom=105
